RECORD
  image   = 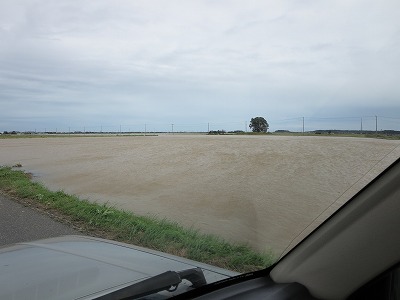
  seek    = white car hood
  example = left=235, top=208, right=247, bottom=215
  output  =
left=0, top=235, right=238, bottom=299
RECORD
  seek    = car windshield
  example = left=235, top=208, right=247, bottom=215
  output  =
left=0, top=0, right=399, bottom=277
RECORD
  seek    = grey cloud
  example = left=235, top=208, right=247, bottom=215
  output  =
left=1, top=0, right=399, bottom=132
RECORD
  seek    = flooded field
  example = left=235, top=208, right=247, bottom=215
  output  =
left=1, top=135, right=399, bottom=255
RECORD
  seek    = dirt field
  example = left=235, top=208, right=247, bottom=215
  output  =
left=1, top=135, right=399, bottom=255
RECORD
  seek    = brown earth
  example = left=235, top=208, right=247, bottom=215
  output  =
left=1, top=135, right=399, bottom=255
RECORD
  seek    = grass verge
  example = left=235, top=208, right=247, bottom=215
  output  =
left=0, top=166, right=274, bottom=272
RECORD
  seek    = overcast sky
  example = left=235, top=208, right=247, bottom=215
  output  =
left=1, top=0, right=400, bottom=132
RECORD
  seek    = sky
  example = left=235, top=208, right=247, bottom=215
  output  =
left=1, top=0, right=400, bottom=132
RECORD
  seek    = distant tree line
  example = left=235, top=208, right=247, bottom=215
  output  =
left=208, top=130, right=226, bottom=135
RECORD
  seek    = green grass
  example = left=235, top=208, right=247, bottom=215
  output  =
left=0, top=166, right=274, bottom=272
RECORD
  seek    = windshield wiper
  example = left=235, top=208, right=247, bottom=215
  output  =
left=95, top=267, right=207, bottom=300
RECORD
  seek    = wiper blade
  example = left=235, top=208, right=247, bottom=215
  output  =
left=95, top=267, right=207, bottom=300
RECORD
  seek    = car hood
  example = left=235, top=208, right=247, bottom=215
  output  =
left=0, top=235, right=239, bottom=300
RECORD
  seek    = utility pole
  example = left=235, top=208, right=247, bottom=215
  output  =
left=375, top=115, right=378, bottom=135
left=120, top=125, right=122, bottom=133
left=360, top=118, right=363, bottom=134
left=171, top=124, right=174, bottom=134
left=208, top=123, right=210, bottom=133
left=144, top=124, right=147, bottom=136
left=302, top=117, right=305, bottom=134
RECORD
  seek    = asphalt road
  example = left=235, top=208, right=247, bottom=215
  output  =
left=0, top=194, right=80, bottom=246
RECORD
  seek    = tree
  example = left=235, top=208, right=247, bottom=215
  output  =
left=249, top=117, right=269, bottom=133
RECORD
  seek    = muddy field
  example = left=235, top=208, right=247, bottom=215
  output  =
left=1, top=135, right=399, bottom=255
